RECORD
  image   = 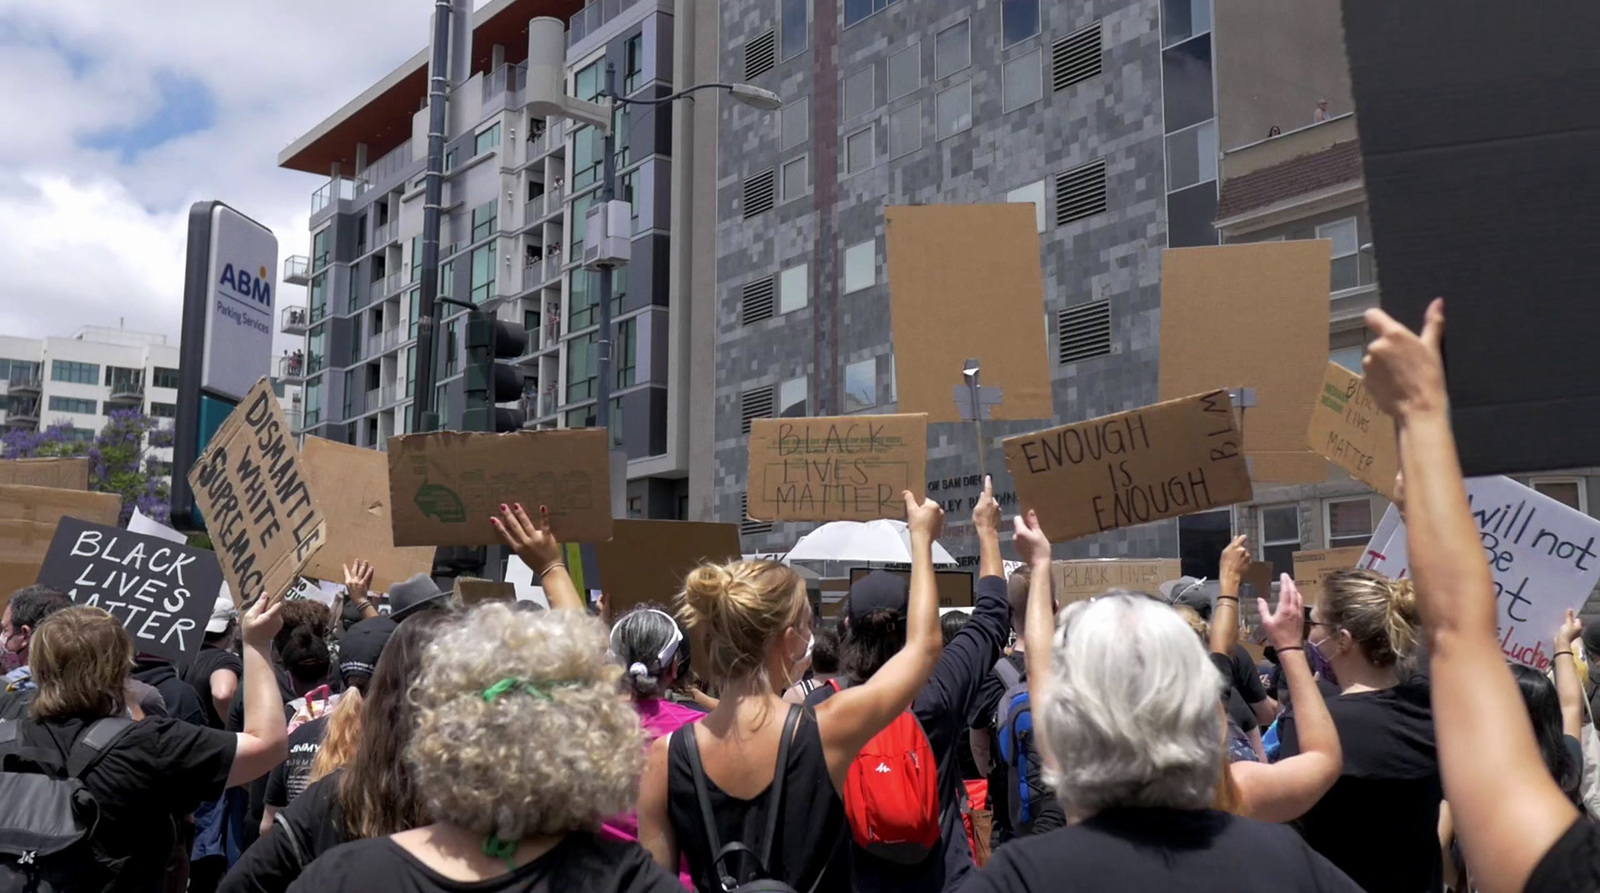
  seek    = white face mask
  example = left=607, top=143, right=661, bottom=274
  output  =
left=788, top=629, right=815, bottom=684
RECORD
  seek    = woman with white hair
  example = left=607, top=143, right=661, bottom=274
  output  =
left=959, top=512, right=1364, bottom=893
left=286, top=603, right=680, bottom=893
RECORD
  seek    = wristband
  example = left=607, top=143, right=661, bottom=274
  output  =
left=537, top=562, right=565, bottom=577
left=1275, top=645, right=1304, bottom=655
left=1214, top=595, right=1239, bottom=603
left=1554, top=650, right=1574, bottom=659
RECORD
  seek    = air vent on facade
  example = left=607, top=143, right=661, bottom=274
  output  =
left=741, top=386, right=775, bottom=435
left=1052, top=22, right=1103, bottom=92
left=745, top=30, right=777, bottom=80
left=1054, top=159, right=1108, bottom=226
left=743, top=169, right=776, bottom=218
left=742, top=277, right=776, bottom=325
left=1057, top=302, right=1112, bottom=365
left=740, top=493, right=774, bottom=537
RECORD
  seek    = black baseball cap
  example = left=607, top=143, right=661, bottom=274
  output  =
left=845, top=571, right=909, bottom=627
left=339, top=617, right=397, bottom=684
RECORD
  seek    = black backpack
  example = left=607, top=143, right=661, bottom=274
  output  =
left=0, top=716, right=135, bottom=893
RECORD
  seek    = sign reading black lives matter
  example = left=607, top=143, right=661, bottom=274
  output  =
left=38, top=517, right=223, bottom=665
left=189, top=377, right=326, bottom=606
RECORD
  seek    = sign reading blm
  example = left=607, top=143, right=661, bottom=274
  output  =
left=1003, top=390, right=1253, bottom=542
left=37, top=517, right=222, bottom=665
left=746, top=414, right=928, bottom=522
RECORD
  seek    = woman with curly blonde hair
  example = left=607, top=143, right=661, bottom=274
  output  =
left=286, top=603, right=681, bottom=893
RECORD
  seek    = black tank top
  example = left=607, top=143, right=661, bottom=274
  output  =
left=667, top=706, right=850, bottom=893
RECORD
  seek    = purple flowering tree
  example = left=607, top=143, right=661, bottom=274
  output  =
left=2, top=409, right=175, bottom=526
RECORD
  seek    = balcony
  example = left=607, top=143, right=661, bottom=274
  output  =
left=374, top=220, right=398, bottom=247
left=524, top=194, right=545, bottom=225
left=568, top=0, right=643, bottom=47
left=7, top=377, right=41, bottom=396
left=6, top=400, right=39, bottom=428
left=380, top=384, right=397, bottom=407
left=310, top=176, right=361, bottom=216
left=382, top=271, right=403, bottom=297
left=285, top=408, right=304, bottom=432
left=278, top=355, right=308, bottom=383
left=281, top=306, right=309, bottom=335
left=106, top=383, right=145, bottom=405
left=528, top=119, right=566, bottom=160
left=284, top=255, right=311, bottom=286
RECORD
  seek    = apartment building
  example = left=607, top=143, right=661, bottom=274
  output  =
left=277, top=0, right=692, bottom=519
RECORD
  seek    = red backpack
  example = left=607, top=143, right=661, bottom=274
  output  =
left=825, top=679, right=940, bottom=863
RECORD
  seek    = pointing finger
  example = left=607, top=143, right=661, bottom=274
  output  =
left=1420, top=297, right=1445, bottom=352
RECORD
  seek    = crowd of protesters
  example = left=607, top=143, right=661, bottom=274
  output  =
left=2, top=302, right=1599, bottom=893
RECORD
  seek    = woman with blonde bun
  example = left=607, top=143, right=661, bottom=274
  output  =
left=637, top=492, right=947, bottom=893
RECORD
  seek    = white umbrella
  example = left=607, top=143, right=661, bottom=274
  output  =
left=782, top=520, right=959, bottom=567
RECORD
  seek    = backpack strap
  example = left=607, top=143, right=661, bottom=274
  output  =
left=66, top=716, right=135, bottom=778
left=993, top=656, right=1022, bottom=691
left=680, top=705, right=802, bottom=890
left=756, top=705, right=802, bottom=875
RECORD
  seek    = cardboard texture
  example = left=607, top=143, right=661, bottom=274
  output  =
left=1050, top=559, right=1182, bottom=604
left=299, top=437, right=435, bottom=590
left=1305, top=363, right=1400, bottom=499
left=847, top=567, right=976, bottom=609
left=0, top=458, right=90, bottom=491
left=1291, top=546, right=1367, bottom=604
left=1342, top=0, right=1600, bottom=476
left=455, top=578, right=517, bottom=605
left=594, top=520, right=742, bottom=617
left=746, top=414, right=928, bottom=522
left=387, top=429, right=613, bottom=546
left=884, top=205, right=1054, bottom=424
left=188, top=378, right=327, bottom=604
left=0, top=485, right=122, bottom=528
left=1357, top=476, right=1600, bottom=671
left=1158, top=242, right=1332, bottom=484
left=1003, top=390, right=1254, bottom=542
left=37, top=517, right=223, bottom=666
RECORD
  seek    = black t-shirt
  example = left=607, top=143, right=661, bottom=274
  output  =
left=965, top=807, right=1362, bottom=893
left=265, top=715, right=330, bottom=809
left=187, top=644, right=244, bottom=729
left=16, top=715, right=235, bottom=893
left=220, top=772, right=352, bottom=893
left=285, top=831, right=682, bottom=893
left=1526, top=816, right=1600, bottom=893
left=1230, top=644, right=1269, bottom=707
left=1278, top=677, right=1441, bottom=893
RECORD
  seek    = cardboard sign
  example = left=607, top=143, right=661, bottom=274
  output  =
left=594, top=519, right=743, bottom=617
left=286, top=577, right=342, bottom=606
left=1051, top=558, right=1183, bottom=604
left=188, top=378, right=327, bottom=604
left=299, top=437, right=435, bottom=590
left=745, top=414, right=928, bottom=522
left=1343, top=0, right=1600, bottom=476
left=0, top=485, right=122, bottom=611
left=1358, top=476, right=1600, bottom=672
left=885, top=205, right=1054, bottom=423
left=1159, top=242, right=1332, bottom=484
left=456, top=578, right=517, bottom=605
left=387, top=429, right=613, bottom=546
left=1003, top=391, right=1254, bottom=542
left=0, top=458, right=90, bottom=491
left=847, top=567, right=976, bottom=609
left=1306, top=364, right=1400, bottom=499
left=1292, top=546, right=1367, bottom=604
left=36, top=517, right=223, bottom=665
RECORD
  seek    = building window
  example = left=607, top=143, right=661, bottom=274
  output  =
left=567, top=331, right=598, bottom=402
left=845, top=127, right=875, bottom=174
left=1326, top=498, right=1373, bottom=548
left=1531, top=478, right=1588, bottom=513
left=1260, top=504, right=1300, bottom=579
left=439, top=259, right=456, bottom=300
left=935, top=81, right=972, bottom=140
left=1003, top=48, right=1043, bottom=112
left=1317, top=218, right=1361, bottom=292
left=781, top=98, right=809, bottom=151
left=574, top=61, right=602, bottom=102
left=616, top=318, right=637, bottom=388
left=1162, top=34, right=1214, bottom=132
left=151, top=366, right=180, bottom=390
left=1162, top=0, right=1213, bottom=47
left=844, top=0, right=898, bottom=28
left=444, top=148, right=457, bottom=172
left=444, top=320, right=459, bottom=376
left=1330, top=345, right=1364, bottom=372
left=888, top=42, right=920, bottom=100
left=1166, top=119, right=1218, bottom=192
left=844, top=359, right=876, bottom=412
left=624, top=34, right=644, bottom=92
left=304, top=381, right=322, bottom=427
left=844, top=241, right=875, bottom=293
left=474, top=123, right=502, bottom=156
left=779, top=263, right=809, bottom=314
left=47, top=396, right=96, bottom=415
left=844, top=66, right=875, bottom=121
left=935, top=19, right=971, bottom=79
left=1007, top=180, right=1048, bottom=233
left=50, top=360, right=98, bottom=385
left=470, top=245, right=496, bottom=304
left=1002, top=0, right=1040, bottom=47
left=779, top=376, right=808, bottom=417
left=782, top=0, right=808, bottom=60
left=471, top=201, right=498, bottom=242
left=1, top=359, right=38, bottom=382
left=405, top=347, right=416, bottom=397
left=312, top=228, right=330, bottom=271
left=573, top=126, right=603, bottom=189
left=782, top=155, right=810, bottom=201
left=888, top=103, right=922, bottom=158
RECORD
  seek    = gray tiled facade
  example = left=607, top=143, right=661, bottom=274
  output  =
left=712, top=0, right=1183, bottom=565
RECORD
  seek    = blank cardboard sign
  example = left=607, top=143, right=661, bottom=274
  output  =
left=1305, top=363, right=1400, bottom=500
left=1159, top=242, right=1331, bottom=484
left=594, top=519, right=742, bottom=617
left=1342, top=0, right=1600, bottom=475
left=0, top=458, right=90, bottom=491
left=885, top=205, right=1054, bottom=424
left=1002, top=390, right=1253, bottom=542
left=746, top=414, right=927, bottom=522
left=299, top=437, right=435, bottom=591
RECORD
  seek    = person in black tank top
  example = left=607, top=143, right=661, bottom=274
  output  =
left=637, top=490, right=952, bottom=893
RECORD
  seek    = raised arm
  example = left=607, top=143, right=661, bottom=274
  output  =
left=1230, top=576, right=1342, bottom=822
left=493, top=503, right=585, bottom=612
left=1011, top=511, right=1055, bottom=724
left=1210, top=535, right=1248, bottom=656
left=818, top=492, right=945, bottom=777
left=1363, top=300, right=1575, bottom=893
left=1554, top=610, right=1584, bottom=741
left=341, top=560, right=379, bottom=620
left=228, top=590, right=290, bottom=787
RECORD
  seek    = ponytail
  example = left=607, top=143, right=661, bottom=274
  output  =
left=309, top=687, right=364, bottom=784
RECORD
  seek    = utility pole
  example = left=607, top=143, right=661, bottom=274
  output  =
left=410, top=0, right=453, bottom=435
left=595, top=60, right=619, bottom=435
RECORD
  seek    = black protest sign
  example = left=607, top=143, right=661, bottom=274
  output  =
left=37, top=517, right=222, bottom=665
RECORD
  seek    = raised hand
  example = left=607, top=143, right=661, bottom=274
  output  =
left=1220, top=534, right=1251, bottom=589
left=1556, top=609, right=1583, bottom=651
left=1011, top=509, right=1051, bottom=568
left=1258, top=574, right=1306, bottom=651
left=1363, top=298, right=1447, bottom=420
left=492, top=503, right=563, bottom=572
left=904, top=491, right=945, bottom=541
left=342, top=559, right=374, bottom=605
left=972, top=475, right=1000, bottom=533
left=241, top=589, right=284, bottom=649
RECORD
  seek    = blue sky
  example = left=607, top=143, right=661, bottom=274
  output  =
left=81, top=71, right=217, bottom=163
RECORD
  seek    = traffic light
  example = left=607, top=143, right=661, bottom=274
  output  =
left=464, top=310, right=528, bottom=432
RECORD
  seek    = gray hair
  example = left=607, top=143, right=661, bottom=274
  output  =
left=609, top=606, right=682, bottom=698
left=1038, top=591, right=1224, bottom=817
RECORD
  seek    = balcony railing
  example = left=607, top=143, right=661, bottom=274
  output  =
left=524, top=194, right=544, bottom=224
left=278, top=355, right=308, bottom=382
left=384, top=270, right=403, bottom=296
left=281, top=306, right=309, bottom=334
left=528, top=119, right=567, bottom=159
left=568, top=0, right=643, bottom=46
left=7, top=377, right=41, bottom=395
left=7, top=400, right=39, bottom=426
left=380, top=384, right=397, bottom=407
left=374, top=220, right=398, bottom=246
left=107, top=383, right=145, bottom=403
left=283, top=255, right=311, bottom=285
left=310, top=177, right=361, bottom=215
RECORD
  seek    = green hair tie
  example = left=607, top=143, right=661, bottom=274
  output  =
left=481, top=677, right=581, bottom=703
left=483, top=833, right=518, bottom=871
